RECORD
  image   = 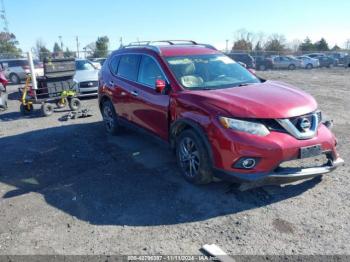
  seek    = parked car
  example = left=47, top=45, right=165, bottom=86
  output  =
left=227, top=53, right=255, bottom=68
left=74, top=59, right=99, bottom=96
left=0, top=66, right=8, bottom=109
left=272, top=56, right=303, bottom=70
left=306, top=53, right=326, bottom=59
left=329, top=52, right=348, bottom=65
left=344, top=55, right=350, bottom=68
left=316, top=56, right=338, bottom=68
left=90, top=58, right=107, bottom=68
left=98, top=40, right=343, bottom=188
left=0, top=58, right=43, bottom=84
left=297, top=56, right=320, bottom=69
left=254, top=56, right=273, bottom=70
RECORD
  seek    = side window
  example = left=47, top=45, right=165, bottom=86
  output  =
left=138, top=56, right=165, bottom=87
left=109, top=55, right=120, bottom=75
left=117, top=54, right=141, bottom=81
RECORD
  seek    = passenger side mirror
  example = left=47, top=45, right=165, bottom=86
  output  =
left=155, top=79, right=167, bottom=94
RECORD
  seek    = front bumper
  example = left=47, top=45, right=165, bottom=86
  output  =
left=215, top=157, right=344, bottom=189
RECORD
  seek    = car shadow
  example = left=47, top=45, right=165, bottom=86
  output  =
left=0, top=122, right=321, bottom=226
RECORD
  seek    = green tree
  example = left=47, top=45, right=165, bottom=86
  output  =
left=0, top=32, right=22, bottom=58
left=331, top=45, right=341, bottom=51
left=232, top=39, right=252, bottom=51
left=264, top=34, right=286, bottom=52
left=64, top=47, right=75, bottom=58
left=93, top=36, right=109, bottom=58
left=298, top=37, right=315, bottom=52
left=35, top=39, right=50, bottom=61
left=53, top=42, right=62, bottom=53
left=314, top=38, right=329, bottom=51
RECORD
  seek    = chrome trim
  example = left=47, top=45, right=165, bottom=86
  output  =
left=276, top=112, right=320, bottom=140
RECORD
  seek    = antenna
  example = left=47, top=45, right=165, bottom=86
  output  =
left=0, top=0, right=9, bottom=32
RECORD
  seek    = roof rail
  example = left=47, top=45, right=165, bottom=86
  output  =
left=122, top=40, right=217, bottom=53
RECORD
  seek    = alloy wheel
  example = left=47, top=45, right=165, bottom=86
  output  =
left=103, top=105, right=114, bottom=132
left=178, top=137, right=200, bottom=178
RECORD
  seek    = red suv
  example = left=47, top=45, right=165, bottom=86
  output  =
left=98, top=40, right=343, bottom=189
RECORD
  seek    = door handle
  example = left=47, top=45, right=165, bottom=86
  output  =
left=109, top=80, right=114, bottom=86
left=131, top=91, right=138, bottom=97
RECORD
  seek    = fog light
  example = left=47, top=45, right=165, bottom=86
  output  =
left=233, top=157, right=259, bottom=169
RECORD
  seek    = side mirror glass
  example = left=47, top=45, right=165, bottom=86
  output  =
left=155, top=79, right=167, bottom=93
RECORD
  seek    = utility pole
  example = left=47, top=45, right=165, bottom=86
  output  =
left=226, top=39, right=229, bottom=53
left=0, top=0, right=9, bottom=32
left=59, top=35, right=63, bottom=50
left=76, top=36, right=80, bottom=58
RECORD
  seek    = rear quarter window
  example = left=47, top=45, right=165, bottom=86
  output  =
left=109, top=56, right=121, bottom=75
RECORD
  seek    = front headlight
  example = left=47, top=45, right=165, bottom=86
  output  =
left=219, top=117, right=270, bottom=136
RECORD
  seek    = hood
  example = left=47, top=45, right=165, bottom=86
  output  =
left=185, top=80, right=317, bottom=119
left=74, top=69, right=99, bottom=82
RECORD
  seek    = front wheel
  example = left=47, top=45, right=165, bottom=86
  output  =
left=288, top=64, right=296, bottom=70
left=176, top=129, right=212, bottom=184
left=306, top=63, right=313, bottom=69
left=20, top=103, right=33, bottom=115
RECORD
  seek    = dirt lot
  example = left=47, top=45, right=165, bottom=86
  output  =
left=0, top=68, right=349, bottom=255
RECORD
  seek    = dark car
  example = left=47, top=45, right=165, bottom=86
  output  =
left=227, top=53, right=255, bottom=68
left=254, top=56, right=273, bottom=70
left=97, top=40, right=343, bottom=189
left=316, top=56, right=338, bottom=68
left=343, top=55, right=350, bottom=68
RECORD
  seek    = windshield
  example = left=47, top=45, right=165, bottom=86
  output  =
left=75, top=60, right=96, bottom=71
left=166, top=54, right=260, bottom=90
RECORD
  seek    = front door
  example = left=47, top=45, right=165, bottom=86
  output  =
left=128, top=55, right=170, bottom=140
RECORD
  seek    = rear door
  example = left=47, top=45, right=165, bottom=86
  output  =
left=108, top=54, right=141, bottom=120
left=129, top=55, right=170, bottom=140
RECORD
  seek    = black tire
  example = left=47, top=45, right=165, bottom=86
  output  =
left=68, top=97, right=81, bottom=111
left=259, top=64, right=266, bottom=71
left=288, top=64, right=296, bottom=70
left=306, top=63, right=313, bottom=69
left=56, top=98, right=67, bottom=108
left=41, top=103, right=54, bottom=117
left=20, top=104, right=33, bottom=115
left=101, top=99, right=120, bottom=135
left=9, top=73, right=20, bottom=84
left=176, top=129, right=213, bottom=184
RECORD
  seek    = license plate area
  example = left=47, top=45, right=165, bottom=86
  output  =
left=300, top=144, right=322, bottom=159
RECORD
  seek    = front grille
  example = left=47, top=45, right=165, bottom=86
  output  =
left=277, top=154, right=329, bottom=170
left=262, top=119, right=286, bottom=133
left=289, top=113, right=314, bottom=132
left=80, top=81, right=98, bottom=88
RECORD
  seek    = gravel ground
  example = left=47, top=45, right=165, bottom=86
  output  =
left=0, top=68, right=349, bottom=255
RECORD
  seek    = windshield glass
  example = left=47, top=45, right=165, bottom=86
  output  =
left=166, top=54, right=260, bottom=90
left=76, top=60, right=96, bottom=71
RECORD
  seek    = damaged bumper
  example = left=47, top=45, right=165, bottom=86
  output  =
left=215, top=157, right=344, bottom=190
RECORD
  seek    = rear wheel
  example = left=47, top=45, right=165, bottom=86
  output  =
left=68, top=97, right=81, bottom=111
left=41, top=103, right=54, bottom=116
left=9, top=73, right=20, bottom=84
left=176, top=129, right=212, bottom=184
left=102, top=99, right=120, bottom=135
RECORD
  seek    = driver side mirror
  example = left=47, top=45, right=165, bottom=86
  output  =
left=155, top=79, right=168, bottom=94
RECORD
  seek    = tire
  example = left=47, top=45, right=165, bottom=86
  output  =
left=41, top=103, right=54, bottom=117
left=56, top=98, right=67, bottom=108
left=288, top=64, right=296, bottom=70
left=20, top=104, right=33, bottom=115
left=328, top=63, right=334, bottom=68
left=176, top=129, right=213, bottom=184
left=259, top=64, right=266, bottom=71
left=68, top=97, right=81, bottom=111
left=9, top=73, right=20, bottom=84
left=306, top=63, right=313, bottom=69
left=101, top=99, right=120, bottom=135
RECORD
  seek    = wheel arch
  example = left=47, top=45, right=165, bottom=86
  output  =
left=170, top=118, right=213, bottom=166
